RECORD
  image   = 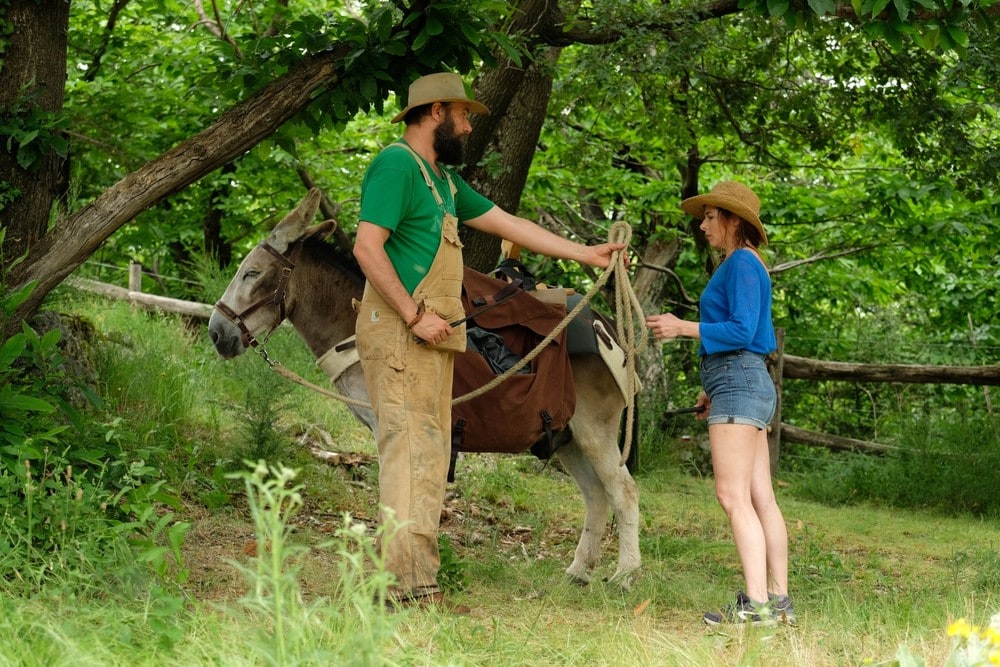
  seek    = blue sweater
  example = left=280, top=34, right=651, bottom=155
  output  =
left=698, top=249, right=776, bottom=356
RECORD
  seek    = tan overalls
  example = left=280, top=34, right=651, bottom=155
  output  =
left=355, top=143, right=467, bottom=600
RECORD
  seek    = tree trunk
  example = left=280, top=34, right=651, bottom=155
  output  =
left=460, top=0, right=566, bottom=272
left=0, top=0, right=70, bottom=265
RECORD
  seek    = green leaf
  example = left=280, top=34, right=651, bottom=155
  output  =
left=18, top=129, right=39, bottom=146
left=807, top=0, right=837, bottom=15
left=2, top=281, right=36, bottom=317
left=891, top=0, right=910, bottom=21
left=946, top=25, right=969, bottom=48
left=767, top=0, right=790, bottom=16
left=1, top=393, right=56, bottom=413
left=425, top=16, right=444, bottom=36
left=491, top=34, right=523, bottom=68
left=361, top=75, right=377, bottom=102
left=869, top=0, right=892, bottom=16
left=383, top=39, right=407, bottom=56
left=0, top=334, right=27, bottom=369
left=914, top=25, right=940, bottom=49
left=862, top=21, right=887, bottom=40
left=413, top=29, right=429, bottom=52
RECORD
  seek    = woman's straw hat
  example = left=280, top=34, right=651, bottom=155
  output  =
left=391, top=72, right=490, bottom=124
left=681, top=180, right=767, bottom=244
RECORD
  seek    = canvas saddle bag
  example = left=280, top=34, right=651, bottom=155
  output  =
left=450, top=267, right=576, bottom=468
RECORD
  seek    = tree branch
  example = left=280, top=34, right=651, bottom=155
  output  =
left=770, top=245, right=879, bottom=274
left=83, top=0, right=133, bottom=83
left=635, top=260, right=699, bottom=305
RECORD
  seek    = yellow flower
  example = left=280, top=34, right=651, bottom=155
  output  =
left=950, top=619, right=974, bottom=638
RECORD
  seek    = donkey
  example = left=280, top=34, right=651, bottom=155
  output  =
left=208, top=189, right=640, bottom=587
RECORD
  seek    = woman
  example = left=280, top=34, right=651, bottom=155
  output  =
left=646, top=180, right=794, bottom=625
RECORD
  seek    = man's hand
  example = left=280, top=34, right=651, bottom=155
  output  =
left=410, top=310, right=453, bottom=346
left=582, top=242, right=628, bottom=269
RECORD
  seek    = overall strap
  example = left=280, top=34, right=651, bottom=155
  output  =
left=391, top=142, right=458, bottom=207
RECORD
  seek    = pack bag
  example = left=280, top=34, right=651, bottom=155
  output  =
left=451, top=267, right=576, bottom=462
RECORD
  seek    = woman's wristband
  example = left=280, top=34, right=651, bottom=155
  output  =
left=406, top=302, right=425, bottom=329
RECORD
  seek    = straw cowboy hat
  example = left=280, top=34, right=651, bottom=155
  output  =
left=391, top=72, right=490, bottom=124
left=680, top=180, right=768, bottom=245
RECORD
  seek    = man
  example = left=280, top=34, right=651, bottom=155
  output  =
left=352, top=72, right=626, bottom=609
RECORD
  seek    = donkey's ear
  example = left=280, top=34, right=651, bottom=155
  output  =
left=269, top=188, right=322, bottom=252
left=304, top=219, right=337, bottom=241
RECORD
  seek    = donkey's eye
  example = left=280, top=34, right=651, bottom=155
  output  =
left=243, top=270, right=260, bottom=280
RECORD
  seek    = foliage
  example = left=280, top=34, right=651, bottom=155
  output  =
left=42, top=2, right=1000, bottom=446
left=737, top=0, right=997, bottom=54
left=0, top=86, right=69, bottom=172
left=783, top=415, right=1000, bottom=517
left=229, top=364, right=293, bottom=465
left=437, top=532, right=469, bottom=593
left=0, top=284, right=189, bottom=600
left=62, top=0, right=521, bottom=301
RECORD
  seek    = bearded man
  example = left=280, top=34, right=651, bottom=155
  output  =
left=352, top=72, right=625, bottom=610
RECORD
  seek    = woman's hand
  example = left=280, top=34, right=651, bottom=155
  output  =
left=694, top=392, right=711, bottom=420
left=645, top=313, right=697, bottom=340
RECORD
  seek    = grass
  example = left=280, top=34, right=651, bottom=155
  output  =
left=1, top=291, right=998, bottom=665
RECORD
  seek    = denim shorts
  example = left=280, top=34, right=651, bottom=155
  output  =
left=699, top=350, right=776, bottom=430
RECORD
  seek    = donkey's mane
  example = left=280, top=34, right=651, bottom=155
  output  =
left=302, top=235, right=364, bottom=288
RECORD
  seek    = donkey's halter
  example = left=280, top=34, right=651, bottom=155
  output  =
left=213, top=239, right=304, bottom=365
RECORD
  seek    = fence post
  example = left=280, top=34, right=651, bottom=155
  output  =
left=129, top=262, right=143, bottom=293
left=767, top=327, right=785, bottom=476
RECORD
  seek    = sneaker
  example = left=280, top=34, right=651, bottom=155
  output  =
left=703, top=591, right=775, bottom=626
left=768, top=592, right=796, bottom=624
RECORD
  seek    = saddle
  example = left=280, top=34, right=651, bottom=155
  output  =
left=450, top=267, right=576, bottom=473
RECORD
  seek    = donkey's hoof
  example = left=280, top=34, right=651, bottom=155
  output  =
left=566, top=568, right=590, bottom=586
left=605, top=568, right=639, bottom=591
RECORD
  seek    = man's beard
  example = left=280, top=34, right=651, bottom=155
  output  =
left=433, top=115, right=465, bottom=165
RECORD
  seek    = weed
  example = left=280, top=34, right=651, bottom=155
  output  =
left=227, top=460, right=399, bottom=665
left=437, top=532, right=469, bottom=593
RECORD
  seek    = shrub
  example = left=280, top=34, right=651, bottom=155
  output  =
left=0, top=282, right=187, bottom=595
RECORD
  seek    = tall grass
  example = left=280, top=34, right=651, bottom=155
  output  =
left=784, top=416, right=1000, bottom=518
left=0, top=290, right=997, bottom=665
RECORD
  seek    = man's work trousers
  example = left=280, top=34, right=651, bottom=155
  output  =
left=357, top=310, right=454, bottom=599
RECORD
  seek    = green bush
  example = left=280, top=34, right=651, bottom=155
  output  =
left=789, top=416, right=1000, bottom=518
left=0, top=283, right=187, bottom=596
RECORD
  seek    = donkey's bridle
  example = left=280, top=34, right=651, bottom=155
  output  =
left=214, top=239, right=304, bottom=353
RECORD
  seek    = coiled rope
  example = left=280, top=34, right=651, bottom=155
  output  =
left=271, top=221, right=646, bottom=466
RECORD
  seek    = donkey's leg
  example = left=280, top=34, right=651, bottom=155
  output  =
left=585, top=441, right=641, bottom=588
left=565, top=357, right=641, bottom=588
left=334, top=363, right=378, bottom=431
left=554, top=443, right=611, bottom=585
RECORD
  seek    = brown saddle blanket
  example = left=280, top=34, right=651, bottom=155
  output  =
left=451, top=267, right=576, bottom=456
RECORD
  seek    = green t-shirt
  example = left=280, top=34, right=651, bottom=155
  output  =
left=359, top=142, right=494, bottom=294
